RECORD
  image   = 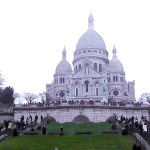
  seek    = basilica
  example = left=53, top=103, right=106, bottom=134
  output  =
left=46, top=13, right=135, bottom=102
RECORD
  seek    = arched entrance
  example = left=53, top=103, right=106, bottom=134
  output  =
left=72, top=115, right=90, bottom=123
left=43, top=116, right=56, bottom=123
left=106, top=113, right=117, bottom=123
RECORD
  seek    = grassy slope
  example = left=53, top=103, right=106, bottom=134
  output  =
left=0, top=123, right=135, bottom=150
left=44, top=122, right=112, bottom=134
left=0, top=134, right=134, bottom=150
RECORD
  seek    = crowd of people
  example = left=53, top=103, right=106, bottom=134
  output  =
left=116, top=115, right=150, bottom=135
left=19, top=102, right=43, bottom=107
left=20, top=114, right=44, bottom=125
left=18, top=100, right=148, bottom=108
left=1, top=120, right=13, bottom=132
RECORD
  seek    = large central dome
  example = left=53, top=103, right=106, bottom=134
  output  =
left=75, top=13, right=106, bottom=52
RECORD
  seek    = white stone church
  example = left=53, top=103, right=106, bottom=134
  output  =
left=46, top=13, right=135, bottom=103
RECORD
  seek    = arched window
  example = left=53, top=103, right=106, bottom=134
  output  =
left=113, top=76, right=115, bottom=82
left=96, top=88, right=98, bottom=96
left=120, top=77, right=123, bottom=82
left=60, top=78, right=62, bottom=83
left=95, top=82, right=99, bottom=86
left=75, top=88, right=78, bottom=96
left=55, top=79, right=57, bottom=84
left=63, top=77, right=65, bottom=83
left=85, top=63, right=89, bottom=75
left=75, top=66, right=77, bottom=72
left=84, top=81, right=89, bottom=92
left=99, top=64, right=102, bottom=72
left=94, top=63, right=97, bottom=70
left=116, top=76, right=118, bottom=82
left=79, top=64, right=81, bottom=70
left=75, top=83, right=79, bottom=96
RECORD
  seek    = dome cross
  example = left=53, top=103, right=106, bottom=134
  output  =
left=88, top=11, right=94, bottom=29
left=113, top=44, right=117, bottom=58
left=62, top=46, right=66, bottom=60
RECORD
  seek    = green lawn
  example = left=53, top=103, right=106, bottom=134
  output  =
left=0, top=134, right=134, bottom=150
left=0, top=122, right=135, bottom=150
left=42, top=122, right=113, bottom=134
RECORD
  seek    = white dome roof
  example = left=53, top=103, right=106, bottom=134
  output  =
left=75, top=13, right=106, bottom=52
left=107, top=46, right=124, bottom=73
left=56, top=60, right=72, bottom=74
left=76, top=29, right=106, bottom=51
left=107, top=57, right=124, bottom=73
left=55, top=48, right=72, bottom=74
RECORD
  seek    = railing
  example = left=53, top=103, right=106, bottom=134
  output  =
left=133, top=133, right=150, bottom=150
left=15, top=101, right=150, bottom=108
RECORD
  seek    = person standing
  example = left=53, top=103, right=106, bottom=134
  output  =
left=42, top=125, right=46, bottom=135
left=34, top=115, right=38, bottom=123
left=4, top=120, right=9, bottom=131
left=41, top=115, right=43, bottom=122
left=60, top=126, right=63, bottom=132
left=29, top=115, right=32, bottom=123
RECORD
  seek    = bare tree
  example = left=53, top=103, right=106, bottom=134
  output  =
left=0, top=72, right=4, bottom=86
left=13, top=92, right=23, bottom=104
left=13, top=92, right=20, bottom=99
left=46, top=93, right=52, bottom=105
left=39, top=92, right=46, bottom=104
left=23, top=92, right=37, bottom=104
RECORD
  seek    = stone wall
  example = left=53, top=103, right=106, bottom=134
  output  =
left=133, top=133, right=150, bottom=150
left=14, top=106, right=150, bottom=123
left=0, top=112, right=14, bottom=122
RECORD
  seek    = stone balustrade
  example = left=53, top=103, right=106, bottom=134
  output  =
left=15, top=101, right=149, bottom=108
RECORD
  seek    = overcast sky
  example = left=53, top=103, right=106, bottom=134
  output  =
left=0, top=0, right=150, bottom=99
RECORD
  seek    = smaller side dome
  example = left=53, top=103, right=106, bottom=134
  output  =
left=107, top=46, right=124, bottom=73
left=55, top=47, right=72, bottom=74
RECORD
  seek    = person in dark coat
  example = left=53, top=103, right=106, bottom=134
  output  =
left=34, top=115, right=38, bottom=123
left=4, top=120, right=9, bottom=131
left=60, top=126, right=63, bottom=132
left=29, top=115, right=32, bottom=122
left=12, top=128, right=18, bottom=136
left=41, top=115, right=43, bottom=122
left=0, top=125, right=2, bottom=132
left=21, top=115, right=24, bottom=122
left=42, top=126, right=46, bottom=135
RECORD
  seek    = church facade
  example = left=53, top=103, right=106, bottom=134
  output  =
left=46, top=13, right=135, bottom=102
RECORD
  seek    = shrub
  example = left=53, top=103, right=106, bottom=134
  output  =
left=49, top=132, right=64, bottom=135
left=121, top=129, right=128, bottom=135
left=75, top=131, right=92, bottom=134
left=111, top=124, right=116, bottom=130
left=137, top=146, right=142, bottom=150
left=37, top=125, right=41, bottom=130
left=30, top=128, right=35, bottom=131
left=12, top=128, right=18, bottom=137
left=132, top=144, right=137, bottom=150
left=101, top=131, right=118, bottom=134
left=109, top=120, right=111, bottom=123
left=22, top=131, right=38, bottom=135
left=28, top=123, right=35, bottom=128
